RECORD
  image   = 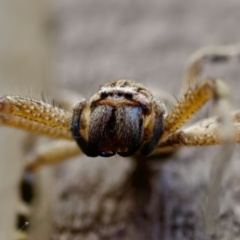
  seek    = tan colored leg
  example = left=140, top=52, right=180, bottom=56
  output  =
left=162, top=77, right=232, bottom=141
left=156, top=116, right=239, bottom=150
left=0, top=114, right=72, bottom=140
left=181, top=44, right=240, bottom=97
left=24, top=140, right=82, bottom=172
left=16, top=232, right=28, bottom=240
left=0, top=95, right=82, bottom=139
left=0, top=88, right=85, bottom=140
left=0, top=96, right=72, bottom=130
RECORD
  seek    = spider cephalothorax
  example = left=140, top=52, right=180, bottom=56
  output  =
left=71, top=79, right=167, bottom=157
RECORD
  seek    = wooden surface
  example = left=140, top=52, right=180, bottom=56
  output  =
left=1, top=0, right=240, bottom=239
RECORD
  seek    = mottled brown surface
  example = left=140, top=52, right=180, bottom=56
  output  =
left=50, top=1, right=240, bottom=239
left=1, top=0, right=240, bottom=239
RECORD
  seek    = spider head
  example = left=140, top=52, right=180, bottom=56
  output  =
left=71, top=80, right=166, bottom=157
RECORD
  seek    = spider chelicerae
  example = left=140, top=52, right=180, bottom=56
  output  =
left=1, top=44, right=240, bottom=239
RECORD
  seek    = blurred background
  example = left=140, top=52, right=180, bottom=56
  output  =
left=1, top=0, right=240, bottom=239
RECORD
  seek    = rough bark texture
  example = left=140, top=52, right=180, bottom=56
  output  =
left=1, top=0, right=240, bottom=239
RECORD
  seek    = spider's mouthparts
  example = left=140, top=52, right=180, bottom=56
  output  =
left=88, top=105, right=144, bottom=157
left=72, top=102, right=145, bottom=157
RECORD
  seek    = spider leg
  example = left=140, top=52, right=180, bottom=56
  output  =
left=0, top=95, right=72, bottom=129
left=0, top=114, right=72, bottom=140
left=162, top=77, right=232, bottom=142
left=0, top=95, right=76, bottom=139
left=16, top=141, right=81, bottom=236
left=24, top=140, right=82, bottom=172
left=181, top=44, right=240, bottom=97
left=19, top=90, right=85, bottom=171
left=156, top=113, right=239, bottom=150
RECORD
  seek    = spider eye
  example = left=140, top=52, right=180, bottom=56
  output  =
left=125, top=92, right=132, bottom=99
left=100, top=91, right=108, bottom=98
left=117, top=91, right=124, bottom=97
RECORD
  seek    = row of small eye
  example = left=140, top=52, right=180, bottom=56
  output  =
left=100, top=91, right=133, bottom=99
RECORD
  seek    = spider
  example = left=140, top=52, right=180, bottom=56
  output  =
left=1, top=44, right=240, bottom=239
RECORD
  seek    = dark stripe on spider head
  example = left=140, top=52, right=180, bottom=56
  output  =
left=121, top=81, right=130, bottom=87
left=136, top=87, right=147, bottom=93
left=110, top=82, right=117, bottom=87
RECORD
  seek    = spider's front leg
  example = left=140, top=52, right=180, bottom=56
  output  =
left=157, top=111, right=240, bottom=149
left=0, top=96, right=73, bottom=139
left=0, top=95, right=86, bottom=172
left=160, top=78, right=233, bottom=144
